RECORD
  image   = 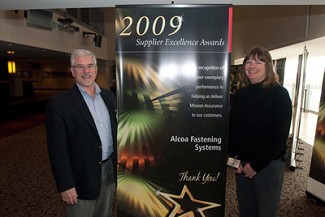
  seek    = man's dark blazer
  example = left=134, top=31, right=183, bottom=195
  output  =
left=45, top=84, right=117, bottom=200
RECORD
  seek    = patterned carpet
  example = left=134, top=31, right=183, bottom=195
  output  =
left=0, top=125, right=65, bottom=217
left=0, top=125, right=324, bottom=217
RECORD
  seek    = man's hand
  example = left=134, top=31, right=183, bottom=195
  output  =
left=61, top=187, right=78, bottom=205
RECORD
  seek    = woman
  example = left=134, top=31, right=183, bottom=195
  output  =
left=228, top=46, right=292, bottom=217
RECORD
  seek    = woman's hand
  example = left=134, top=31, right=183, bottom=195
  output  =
left=242, top=163, right=257, bottom=178
left=235, top=163, right=243, bottom=174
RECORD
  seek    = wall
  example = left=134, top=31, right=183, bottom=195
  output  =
left=0, top=9, right=117, bottom=90
left=1, top=6, right=325, bottom=90
left=0, top=10, right=108, bottom=59
left=100, top=7, right=116, bottom=89
left=1, top=6, right=325, bottom=63
left=232, top=5, right=325, bottom=62
left=309, top=6, right=325, bottom=39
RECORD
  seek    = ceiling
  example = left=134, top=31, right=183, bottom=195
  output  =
left=0, top=0, right=324, bottom=10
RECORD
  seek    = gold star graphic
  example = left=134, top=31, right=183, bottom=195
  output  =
left=158, top=185, right=221, bottom=217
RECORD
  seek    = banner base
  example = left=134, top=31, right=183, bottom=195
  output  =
left=306, top=177, right=325, bottom=203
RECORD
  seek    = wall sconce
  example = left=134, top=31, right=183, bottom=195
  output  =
left=83, top=31, right=102, bottom=48
left=8, top=61, right=16, bottom=74
left=7, top=50, right=15, bottom=55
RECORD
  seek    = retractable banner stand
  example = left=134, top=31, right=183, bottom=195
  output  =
left=116, top=5, right=232, bottom=216
left=307, top=71, right=325, bottom=202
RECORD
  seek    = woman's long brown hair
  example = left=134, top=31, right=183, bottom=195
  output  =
left=239, top=46, right=279, bottom=88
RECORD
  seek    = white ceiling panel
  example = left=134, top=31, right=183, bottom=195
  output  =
left=1, top=0, right=325, bottom=10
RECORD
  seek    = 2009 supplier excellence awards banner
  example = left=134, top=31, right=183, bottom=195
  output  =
left=115, top=5, right=232, bottom=217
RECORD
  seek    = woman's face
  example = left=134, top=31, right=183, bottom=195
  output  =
left=244, top=56, right=266, bottom=84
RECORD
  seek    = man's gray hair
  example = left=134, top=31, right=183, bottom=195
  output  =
left=70, top=49, right=97, bottom=66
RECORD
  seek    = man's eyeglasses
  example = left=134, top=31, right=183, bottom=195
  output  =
left=72, top=64, right=96, bottom=71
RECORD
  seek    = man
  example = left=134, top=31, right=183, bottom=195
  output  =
left=45, top=49, right=117, bottom=217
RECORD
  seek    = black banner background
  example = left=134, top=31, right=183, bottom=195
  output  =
left=116, top=5, right=232, bottom=216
